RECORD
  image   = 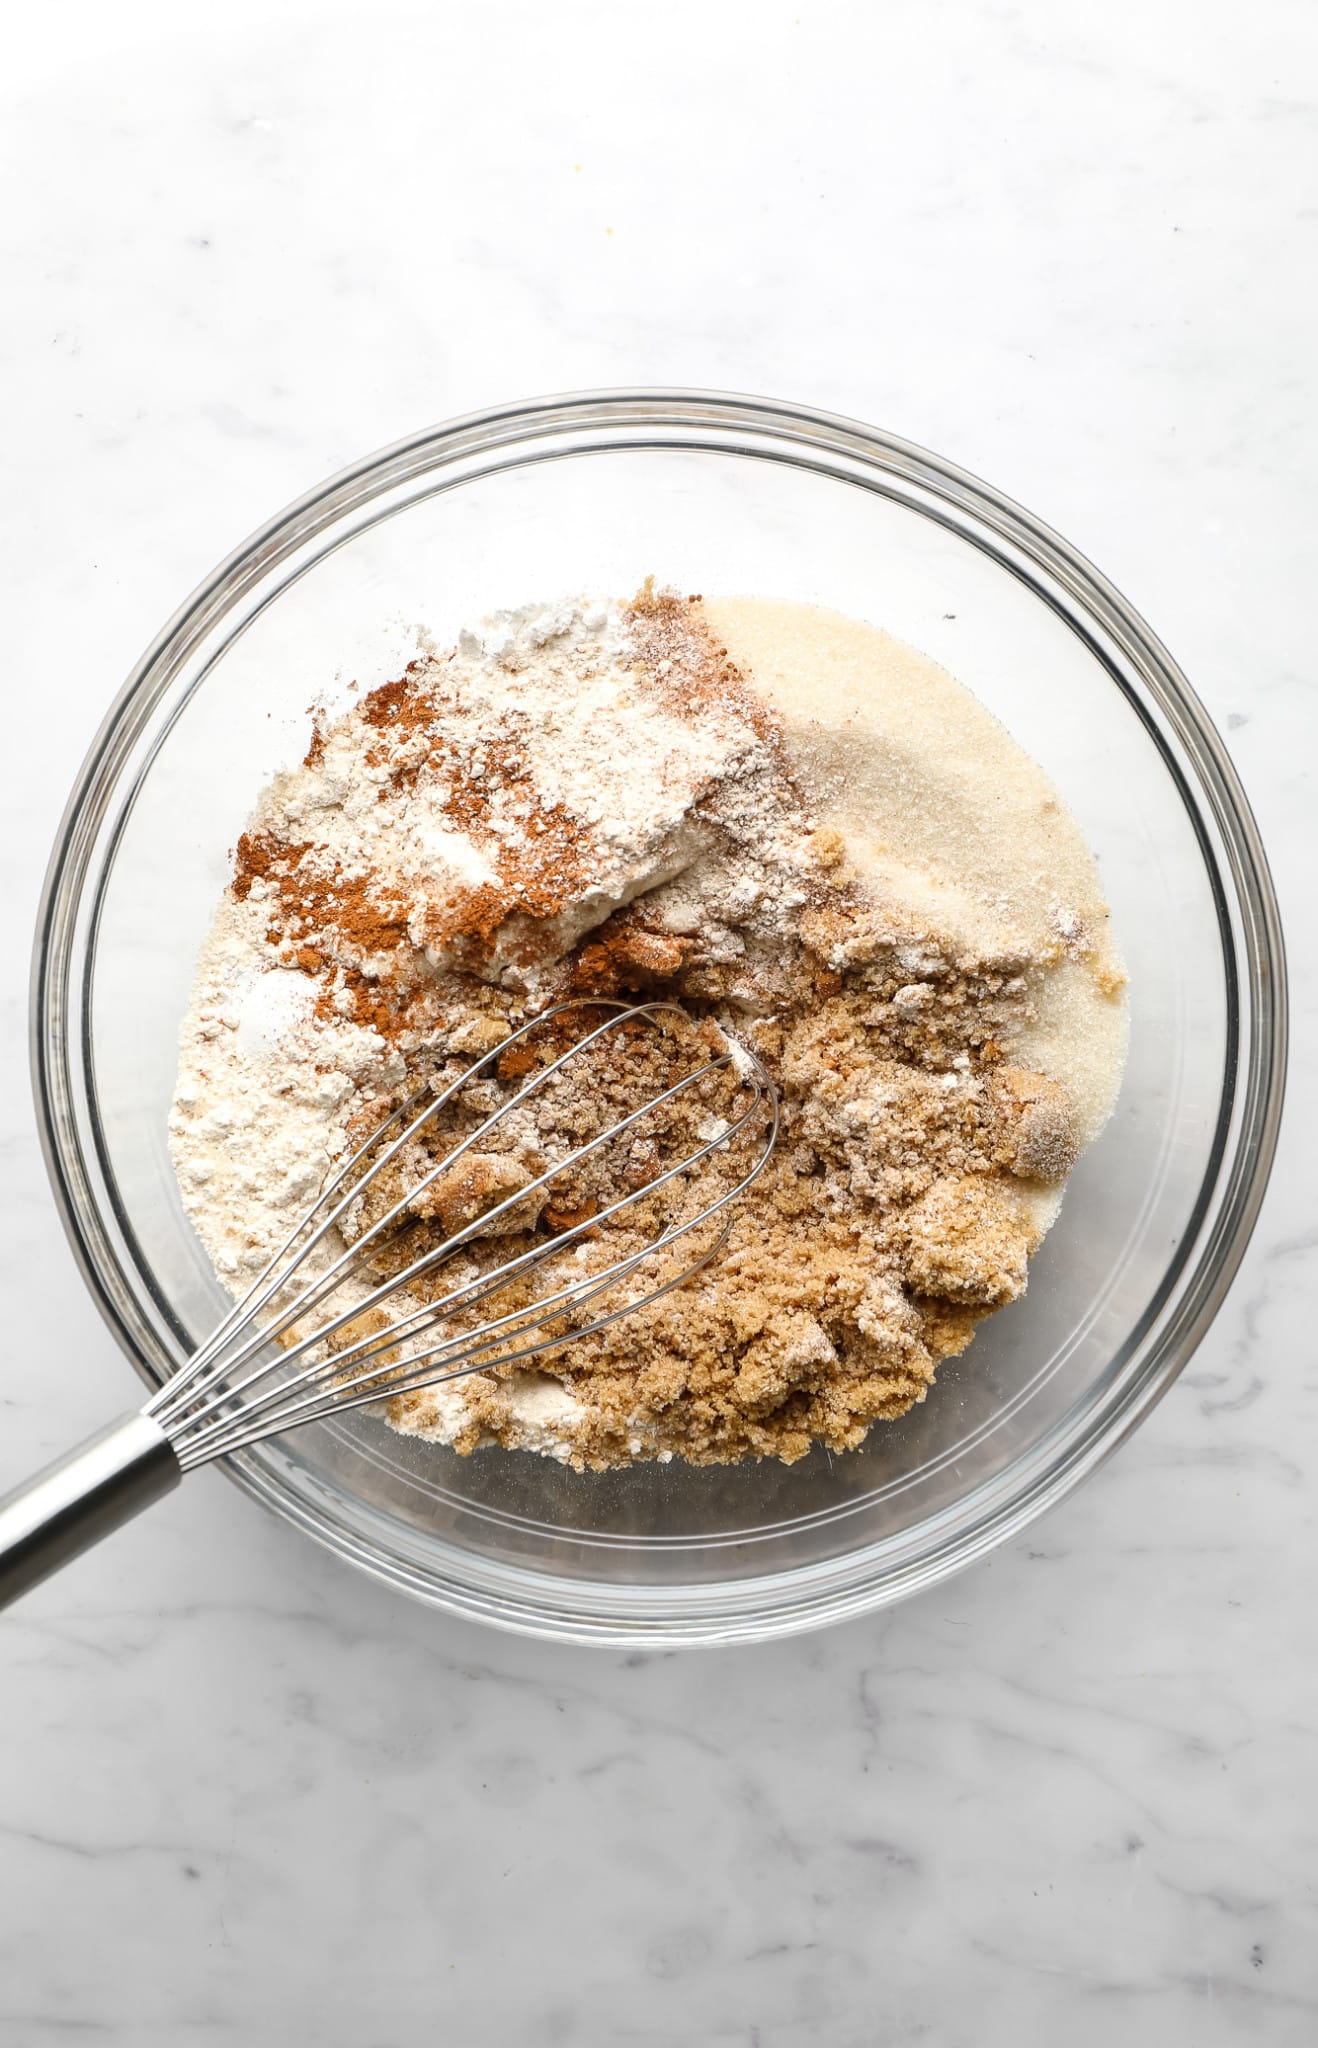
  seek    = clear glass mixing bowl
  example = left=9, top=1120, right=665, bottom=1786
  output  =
left=32, top=391, right=1286, bottom=1645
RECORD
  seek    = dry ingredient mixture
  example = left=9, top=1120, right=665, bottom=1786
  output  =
left=170, top=586, right=1127, bottom=1467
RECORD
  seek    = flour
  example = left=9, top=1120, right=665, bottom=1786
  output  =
left=169, top=591, right=817, bottom=1274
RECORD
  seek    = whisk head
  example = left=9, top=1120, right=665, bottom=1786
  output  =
left=149, top=1000, right=779, bottom=1468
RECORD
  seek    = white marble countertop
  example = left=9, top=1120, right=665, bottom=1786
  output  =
left=2, top=3, right=1314, bottom=2041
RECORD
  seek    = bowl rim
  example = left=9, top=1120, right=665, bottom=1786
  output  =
left=30, top=387, right=1288, bottom=1644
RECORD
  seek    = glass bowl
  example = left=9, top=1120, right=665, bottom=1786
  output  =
left=32, top=391, right=1286, bottom=1645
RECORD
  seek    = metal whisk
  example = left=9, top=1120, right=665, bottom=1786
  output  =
left=0, top=1000, right=778, bottom=1608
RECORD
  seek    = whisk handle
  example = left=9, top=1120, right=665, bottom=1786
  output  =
left=0, top=1413, right=181, bottom=1610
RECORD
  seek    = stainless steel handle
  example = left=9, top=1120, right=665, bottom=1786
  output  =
left=0, top=1413, right=181, bottom=1610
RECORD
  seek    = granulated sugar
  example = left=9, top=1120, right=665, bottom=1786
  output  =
left=169, top=588, right=1127, bottom=1467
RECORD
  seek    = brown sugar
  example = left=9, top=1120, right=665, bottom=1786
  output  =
left=364, top=956, right=1059, bottom=1469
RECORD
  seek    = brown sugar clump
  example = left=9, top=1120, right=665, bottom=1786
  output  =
left=988, top=1066, right=1078, bottom=1182
left=411, top=1152, right=544, bottom=1239
left=899, top=1175, right=1034, bottom=1307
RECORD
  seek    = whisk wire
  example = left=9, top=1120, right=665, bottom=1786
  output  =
left=153, top=998, right=669, bottom=1422
left=161, top=1032, right=740, bottom=1440
left=178, top=1222, right=736, bottom=1468
left=150, top=999, right=778, bottom=1468
left=177, top=1069, right=778, bottom=1467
